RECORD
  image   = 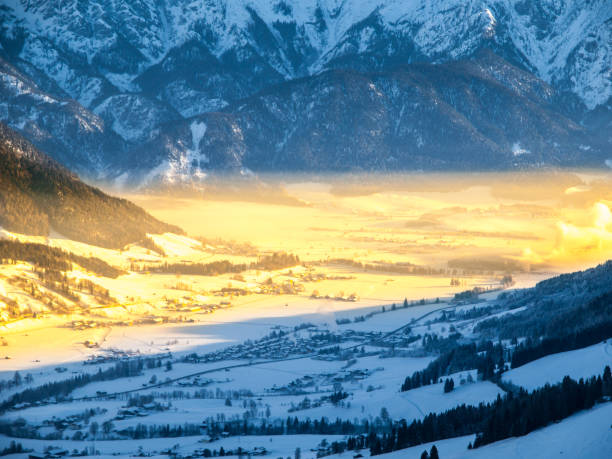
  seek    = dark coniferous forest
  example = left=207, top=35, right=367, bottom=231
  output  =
left=0, top=123, right=181, bottom=249
left=353, top=367, right=611, bottom=456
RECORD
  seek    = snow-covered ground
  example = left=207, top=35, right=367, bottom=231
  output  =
left=356, top=402, right=612, bottom=459
left=503, top=341, right=612, bottom=390
left=5, top=402, right=611, bottom=458
left=0, top=433, right=346, bottom=459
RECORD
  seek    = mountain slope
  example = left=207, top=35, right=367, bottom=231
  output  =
left=2, top=0, right=609, bottom=108
left=126, top=51, right=603, bottom=182
left=0, top=123, right=181, bottom=248
left=0, top=1, right=609, bottom=181
left=0, top=54, right=125, bottom=177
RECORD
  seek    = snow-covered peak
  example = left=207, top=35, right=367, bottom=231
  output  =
left=2, top=0, right=609, bottom=108
left=502, top=0, right=612, bottom=109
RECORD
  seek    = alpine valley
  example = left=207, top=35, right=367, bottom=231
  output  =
left=0, top=0, right=610, bottom=186
left=2, top=4, right=612, bottom=458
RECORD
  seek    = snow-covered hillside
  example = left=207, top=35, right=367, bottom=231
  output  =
left=3, top=0, right=610, bottom=108
left=368, top=402, right=612, bottom=459
left=502, top=341, right=612, bottom=390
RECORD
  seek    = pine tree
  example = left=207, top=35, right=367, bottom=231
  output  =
left=604, top=365, right=612, bottom=396
left=430, top=445, right=439, bottom=459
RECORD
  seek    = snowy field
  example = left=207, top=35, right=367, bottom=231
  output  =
left=359, top=402, right=612, bottom=459
left=4, top=403, right=611, bottom=459
left=503, top=341, right=612, bottom=390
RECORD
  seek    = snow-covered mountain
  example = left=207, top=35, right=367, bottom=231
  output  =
left=0, top=0, right=610, bottom=184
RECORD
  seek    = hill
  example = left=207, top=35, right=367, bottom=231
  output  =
left=0, top=122, right=181, bottom=248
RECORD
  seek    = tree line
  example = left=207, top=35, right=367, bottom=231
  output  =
left=138, top=252, right=300, bottom=276
left=511, top=316, right=612, bottom=369
left=324, top=258, right=446, bottom=276
left=401, top=341, right=503, bottom=391
left=0, top=357, right=163, bottom=412
left=352, top=367, right=611, bottom=455
left=117, top=415, right=364, bottom=440
left=0, top=239, right=123, bottom=278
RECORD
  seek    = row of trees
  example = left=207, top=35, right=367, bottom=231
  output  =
left=172, top=446, right=255, bottom=458
left=325, top=258, right=446, bottom=276
left=116, top=423, right=201, bottom=439
left=511, top=318, right=612, bottom=369
left=0, top=357, right=167, bottom=411
left=401, top=341, right=503, bottom=391
left=140, top=252, right=300, bottom=276
left=114, top=416, right=367, bottom=440
left=0, top=239, right=123, bottom=278
left=145, top=259, right=247, bottom=276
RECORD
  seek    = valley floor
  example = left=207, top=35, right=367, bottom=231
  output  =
left=2, top=178, right=612, bottom=458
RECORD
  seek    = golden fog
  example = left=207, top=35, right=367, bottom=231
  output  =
left=128, top=170, right=612, bottom=272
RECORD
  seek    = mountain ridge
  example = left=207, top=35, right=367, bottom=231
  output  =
left=0, top=0, right=609, bottom=184
left=120, top=51, right=603, bottom=182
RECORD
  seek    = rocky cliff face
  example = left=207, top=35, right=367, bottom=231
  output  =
left=0, top=0, right=610, bottom=184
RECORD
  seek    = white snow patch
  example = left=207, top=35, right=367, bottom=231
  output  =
left=189, top=120, right=207, bottom=158
left=147, top=232, right=203, bottom=258
left=105, top=72, right=139, bottom=92
left=503, top=341, right=612, bottom=391
left=512, top=142, right=530, bottom=156
left=141, top=120, right=208, bottom=185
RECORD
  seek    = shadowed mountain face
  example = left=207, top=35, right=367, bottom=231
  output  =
left=0, top=1, right=609, bottom=184
left=129, top=52, right=602, bottom=179
left=0, top=123, right=181, bottom=248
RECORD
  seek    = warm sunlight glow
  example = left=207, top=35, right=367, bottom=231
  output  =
left=128, top=172, right=612, bottom=272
